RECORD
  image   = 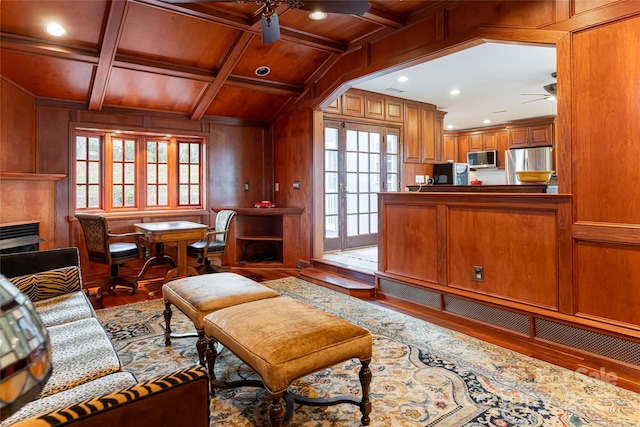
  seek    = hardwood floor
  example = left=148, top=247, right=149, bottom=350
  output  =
left=86, top=265, right=301, bottom=310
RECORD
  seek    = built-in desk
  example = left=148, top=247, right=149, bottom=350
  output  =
left=212, top=206, right=304, bottom=267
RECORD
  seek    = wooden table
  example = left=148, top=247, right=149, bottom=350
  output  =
left=134, top=221, right=207, bottom=288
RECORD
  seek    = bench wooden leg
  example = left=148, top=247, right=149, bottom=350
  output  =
left=163, top=301, right=172, bottom=346
left=206, top=338, right=218, bottom=397
left=359, top=358, right=372, bottom=426
left=196, top=331, right=206, bottom=365
left=268, top=392, right=285, bottom=427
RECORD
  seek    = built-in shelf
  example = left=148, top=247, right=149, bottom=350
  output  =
left=212, top=206, right=304, bottom=267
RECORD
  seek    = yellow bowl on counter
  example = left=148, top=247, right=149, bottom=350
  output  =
left=515, top=170, right=553, bottom=183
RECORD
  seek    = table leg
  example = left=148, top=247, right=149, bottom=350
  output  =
left=163, top=240, right=199, bottom=283
left=138, top=242, right=176, bottom=278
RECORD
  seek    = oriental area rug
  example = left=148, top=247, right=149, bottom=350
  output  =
left=95, top=277, right=640, bottom=426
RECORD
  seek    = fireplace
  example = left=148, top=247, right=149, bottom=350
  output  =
left=0, top=222, right=44, bottom=254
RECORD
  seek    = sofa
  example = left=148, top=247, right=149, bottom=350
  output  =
left=0, top=248, right=209, bottom=427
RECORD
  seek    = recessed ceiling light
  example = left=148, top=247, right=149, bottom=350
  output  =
left=483, top=119, right=491, bottom=124
left=449, top=89, right=461, bottom=95
left=308, top=11, right=327, bottom=20
left=396, top=76, right=409, bottom=83
left=547, top=96, right=556, bottom=101
left=446, top=124, right=454, bottom=130
left=45, top=22, right=66, bottom=37
left=255, top=66, right=271, bottom=77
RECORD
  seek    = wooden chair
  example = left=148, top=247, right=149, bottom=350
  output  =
left=75, top=213, right=146, bottom=301
left=186, top=210, right=236, bottom=274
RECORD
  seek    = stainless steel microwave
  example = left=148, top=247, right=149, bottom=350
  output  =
left=467, top=150, right=497, bottom=168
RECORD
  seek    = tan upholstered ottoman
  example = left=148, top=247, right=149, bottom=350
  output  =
left=203, top=296, right=373, bottom=427
left=162, top=273, right=280, bottom=364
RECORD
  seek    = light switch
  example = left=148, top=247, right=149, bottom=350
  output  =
left=293, top=181, right=300, bottom=190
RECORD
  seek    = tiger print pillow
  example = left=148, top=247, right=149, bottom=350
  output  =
left=10, top=266, right=82, bottom=302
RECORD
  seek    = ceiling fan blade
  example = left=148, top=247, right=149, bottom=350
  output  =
left=261, top=13, right=281, bottom=44
left=521, top=97, right=547, bottom=104
left=299, top=0, right=371, bottom=15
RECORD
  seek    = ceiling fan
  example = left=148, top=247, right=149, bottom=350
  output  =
left=521, top=72, right=557, bottom=104
left=164, top=0, right=371, bottom=44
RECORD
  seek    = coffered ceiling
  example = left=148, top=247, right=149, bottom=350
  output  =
left=1, top=1, right=556, bottom=126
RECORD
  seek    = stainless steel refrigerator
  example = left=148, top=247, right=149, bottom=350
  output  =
left=505, top=146, right=554, bottom=184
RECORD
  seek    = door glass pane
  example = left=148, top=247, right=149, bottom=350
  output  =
left=325, top=150, right=338, bottom=171
left=325, top=172, right=338, bottom=193
left=325, top=215, right=338, bottom=238
left=359, top=213, right=369, bottom=234
left=358, top=131, right=369, bottom=152
left=325, top=128, right=338, bottom=150
left=358, top=153, right=369, bottom=172
left=347, top=214, right=358, bottom=236
left=346, top=152, right=358, bottom=172
left=346, top=130, right=357, bottom=151
left=325, top=194, right=338, bottom=215
left=346, top=193, right=357, bottom=214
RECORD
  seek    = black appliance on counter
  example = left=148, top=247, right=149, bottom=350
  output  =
left=433, top=162, right=469, bottom=185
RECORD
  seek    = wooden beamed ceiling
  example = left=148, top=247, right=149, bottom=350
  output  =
left=0, top=0, right=444, bottom=123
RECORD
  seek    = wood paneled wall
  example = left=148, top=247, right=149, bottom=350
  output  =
left=271, top=109, right=313, bottom=264
left=1, top=79, right=35, bottom=172
left=571, top=15, right=640, bottom=329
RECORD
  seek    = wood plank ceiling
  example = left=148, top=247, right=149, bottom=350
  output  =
left=0, top=0, right=443, bottom=123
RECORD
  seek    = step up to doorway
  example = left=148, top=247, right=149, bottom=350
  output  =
left=300, top=267, right=376, bottom=298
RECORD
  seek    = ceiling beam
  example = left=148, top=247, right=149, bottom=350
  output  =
left=0, top=33, right=98, bottom=64
left=190, top=31, right=254, bottom=121
left=88, top=0, right=129, bottom=111
left=360, top=6, right=406, bottom=28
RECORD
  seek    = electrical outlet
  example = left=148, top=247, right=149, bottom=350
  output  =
left=415, top=175, right=425, bottom=184
left=293, top=180, right=301, bottom=190
left=244, top=183, right=249, bottom=191
left=472, top=266, right=484, bottom=282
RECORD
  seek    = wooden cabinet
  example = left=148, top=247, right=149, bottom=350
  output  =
left=364, top=94, right=384, bottom=120
left=468, top=130, right=497, bottom=152
left=420, top=104, right=436, bottom=163
left=213, top=206, right=304, bottom=268
left=342, top=92, right=364, bottom=117
left=497, top=130, right=508, bottom=169
left=403, top=102, right=421, bottom=163
left=443, top=135, right=458, bottom=162
left=507, top=119, right=554, bottom=148
left=385, top=99, right=403, bottom=122
left=404, top=102, right=445, bottom=164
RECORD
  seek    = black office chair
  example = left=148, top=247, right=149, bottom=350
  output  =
left=75, top=213, right=146, bottom=301
left=187, top=210, right=236, bottom=274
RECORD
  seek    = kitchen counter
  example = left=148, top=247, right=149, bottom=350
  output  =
left=405, top=184, right=549, bottom=193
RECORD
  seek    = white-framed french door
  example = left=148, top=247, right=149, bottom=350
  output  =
left=324, top=120, right=400, bottom=252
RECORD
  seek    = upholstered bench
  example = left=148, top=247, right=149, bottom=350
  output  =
left=163, top=272, right=280, bottom=364
left=203, top=296, right=373, bottom=427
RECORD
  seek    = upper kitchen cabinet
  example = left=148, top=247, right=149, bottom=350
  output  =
left=507, top=117, right=555, bottom=148
left=404, top=102, right=446, bottom=164
left=467, top=130, right=498, bottom=152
